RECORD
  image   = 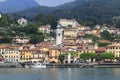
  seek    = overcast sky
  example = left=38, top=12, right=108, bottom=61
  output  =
left=35, top=0, right=74, bottom=7
left=0, top=0, right=74, bottom=7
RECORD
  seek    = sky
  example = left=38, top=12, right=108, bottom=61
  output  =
left=0, top=0, right=74, bottom=7
left=0, top=0, right=6, bottom=2
left=35, top=0, right=74, bottom=7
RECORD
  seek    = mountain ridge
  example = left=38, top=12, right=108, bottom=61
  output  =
left=0, top=0, right=40, bottom=13
left=3, top=0, right=120, bottom=26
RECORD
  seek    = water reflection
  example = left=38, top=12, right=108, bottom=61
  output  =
left=0, top=68, right=120, bottom=80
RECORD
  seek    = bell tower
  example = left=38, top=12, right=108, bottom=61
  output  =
left=56, top=25, right=63, bottom=45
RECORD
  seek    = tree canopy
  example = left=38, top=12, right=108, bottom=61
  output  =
left=80, top=52, right=97, bottom=60
left=100, top=53, right=115, bottom=60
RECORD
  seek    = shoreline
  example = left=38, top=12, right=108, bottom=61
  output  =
left=1, top=63, right=120, bottom=68
left=46, top=63, right=120, bottom=68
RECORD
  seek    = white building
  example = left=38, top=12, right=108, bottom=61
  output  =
left=3, top=50, right=20, bottom=63
left=58, top=19, right=78, bottom=27
left=44, top=37, right=55, bottom=42
left=106, top=43, right=120, bottom=57
left=0, top=46, right=9, bottom=57
left=0, top=14, right=2, bottom=19
left=17, top=18, right=28, bottom=26
left=38, top=25, right=51, bottom=33
left=12, top=36, right=29, bottom=44
left=56, top=25, right=63, bottom=45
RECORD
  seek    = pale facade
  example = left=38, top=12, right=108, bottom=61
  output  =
left=106, top=43, right=120, bottom=57
left=0, top=45, right=10, bottom=56
left=4, top=50, right=20, bottom=63
left=77, top=25, right=85, bottom=31
left=12, top=36, right=29, bottom=44
left=56, top=25, right=63, bottom=45
left=17, top=18, right=28, bottom=26
left=38, top=25, right=51, bottom=33
left=0, top=14, right=2, bottom=18
left=63, top=28, right=78, bottom=37
left=58, top=19, right=78, bottom=27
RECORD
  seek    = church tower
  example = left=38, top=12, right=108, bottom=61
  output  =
left=56, top=25, right=63, bottom=45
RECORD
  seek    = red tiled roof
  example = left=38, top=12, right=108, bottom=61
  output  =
left=95, top=47, right=106, bottom=51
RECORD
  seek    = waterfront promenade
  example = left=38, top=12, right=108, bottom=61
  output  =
left=1, top=62, right=120, bottom=68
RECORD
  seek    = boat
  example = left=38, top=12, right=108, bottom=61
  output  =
left=30, top=61, right=46, bottom=68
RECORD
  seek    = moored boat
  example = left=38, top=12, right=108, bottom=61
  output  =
left=30, top=61, right=46, bottom=68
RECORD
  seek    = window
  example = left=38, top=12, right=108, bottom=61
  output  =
left=55, top=56, right=57, bottom=59
left=55, top=51, right=57, bottom=54
left=58, top=33, right=60, bottom=36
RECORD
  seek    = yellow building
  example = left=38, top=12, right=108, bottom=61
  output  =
left=106, top=43, right=120, bottom=57
left=4, top=49, right=20, bottom=63
left=63, top=28, right=78, bottom=37
left=31, top=51, right=47, bottom=62
left=49, top=47, right=61, bottom=63
left=58, top=19, right=78, bottom=27
left=63, top=37, right=77, bottom=44
left=77, top=25, right=85, bottom=31
left=64, top=43, right=78, bottom=50
left=40, top=47, right=49, bottom=52
left=38, top=25, right=51, bottom=33
left=20, top=50, right=33, bottom=62
left=78, top=49, right=95, bottom=58
left=31, top=48, right=49, bottom=62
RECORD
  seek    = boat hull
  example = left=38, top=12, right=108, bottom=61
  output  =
left=30, top=65, right=46, bottom=68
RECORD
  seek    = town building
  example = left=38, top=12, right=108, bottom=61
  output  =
left=56, top=25, right=63, bottom=45
left=44, top=37, right=55, bottom=42
left=95, top=47, right=106, bottom=54
left=0, top=14, right=2, bottom=19
left=63, top=28, right=78, bottom=37
left=77, top=25, right=85, bottom=31
left=20, top=49, right=33, bottom=62
left=3, top=49, right=20, bottom=63
left=0, top=44, right=10, bottom=56
left=49, top=46, right=61, bottom=63
left=58, top=19, right=78, bottom=27
left=38, top=25, right=51, bottom=33
left=17, top=18, right=28, bottom=26
left=78, top=44, right=96, bottom=57
left=30, top=48, right=48, bottom=62
left=106, top=43, right=120, bottom=57
left=12, top=36, right=29, bottom=44
left=63, top=27, right=78, bottom=49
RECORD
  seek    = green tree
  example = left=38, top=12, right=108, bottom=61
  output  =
left=23, top=23, right=37, bottom=34
left=58, top=52, right=77, bottom=63
left=0, top=36, right=12, bottom=43
left=64, top=52, right=77, bottom=58
left=101, top=30, right=115, bottom=41
left=0, top=15, right=10, bottom=27
left=50, top=32, right=56, bottom=38
left=36, top=14, right=58, bottom=29
left=83, top=34, right=99, bottom=43
left=29, top=34, right=44, bottom=44
left=100, top=53, right=115, bottom=61
left=98, top=42, right=110, bottom=47
left=58, top=54, right=65, bottom=63
left=80, top=52, right=97, bottom=61
left=76, top=19, right=86, bottom=26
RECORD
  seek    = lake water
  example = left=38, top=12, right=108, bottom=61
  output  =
left=0, top=68, right=120, bottom=80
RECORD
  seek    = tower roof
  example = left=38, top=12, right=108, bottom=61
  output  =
left=57, top=25, right=63, bottom=29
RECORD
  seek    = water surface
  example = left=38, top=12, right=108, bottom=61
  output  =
left=0, top=68, right=120, bottom=80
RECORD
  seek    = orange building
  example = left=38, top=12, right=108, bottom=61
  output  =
left=49, top=47, right=61, bottom=63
